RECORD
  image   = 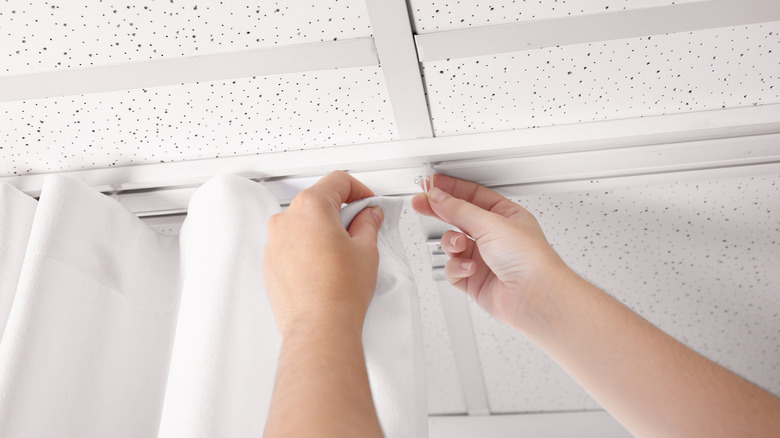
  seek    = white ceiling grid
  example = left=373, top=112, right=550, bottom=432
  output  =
left=408, top=0, right=703, bottom=33
left=473, top=173, right=780, bottom=413
left=398, top=200, right=468, bottom=414
left=424, top=21, right=780, bottom=135
left=0, top=0, right=372, bottom=75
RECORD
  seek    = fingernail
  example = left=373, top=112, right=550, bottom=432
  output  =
left=428, top=186, right=447, bottom=203
left=460, top=261, right=473, bottom=272
left=371, top=206, right=384, bottom=226
left=450, top=234, right=460, bottom=248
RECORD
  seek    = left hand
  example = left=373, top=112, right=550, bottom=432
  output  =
left=264, top=171, right=384, bottom=338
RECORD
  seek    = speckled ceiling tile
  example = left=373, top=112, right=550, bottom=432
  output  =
left=471, top=173, right=780, bottom=413
left=423, top=21, right=780, bottom=135
left=0, top=66, right=397, bottom=177
left=0, top=0, right=372, bottom=75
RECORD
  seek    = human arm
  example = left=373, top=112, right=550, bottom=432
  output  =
left=412, top=175, right=780, bottom=437
left=263, top=171, right=385, bottom=438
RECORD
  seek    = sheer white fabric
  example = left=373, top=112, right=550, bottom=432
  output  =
left=0, top=174, right=426, bottom=438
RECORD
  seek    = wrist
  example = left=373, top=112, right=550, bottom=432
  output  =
left=511, top=256, right=588, bottom=336
left=280, top=306, right=365, bottom=343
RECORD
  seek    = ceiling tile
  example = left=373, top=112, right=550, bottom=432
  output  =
left=0, top=0, right=372, bottom=75
left=408, top=0, right=703, bottom=33
left=0, top=66, right=397, bottom=177
left=399, top=199, right=467, bottom=415
left=472, top=174, right=780, bottom=413
left=423, top=21, right=780, bottom=135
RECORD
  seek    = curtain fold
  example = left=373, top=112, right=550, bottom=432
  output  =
left=0, top=174, right=427, bottom=438
left=341, top=197, right=428, bottom=438
left=0, top=175, right=181, bottom=437
left=158, top=175, right=281, bottom=437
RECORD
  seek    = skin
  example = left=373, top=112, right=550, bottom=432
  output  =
left=264, top=170, right=780, bottom=438
left=263, top=171, right=384, bottom=438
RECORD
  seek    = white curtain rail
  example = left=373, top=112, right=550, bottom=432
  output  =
left=117, top=136, right=780, bottom=218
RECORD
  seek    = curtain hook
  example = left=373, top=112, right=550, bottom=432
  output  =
left=413, top=163, right=436, bottom=193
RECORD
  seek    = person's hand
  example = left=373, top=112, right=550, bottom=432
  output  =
left=412, top=175, right=578, bottom=331
left=264, top=171, right=384, bottom=338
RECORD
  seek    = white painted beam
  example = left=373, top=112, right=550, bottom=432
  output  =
left=415, top=0, right=780, bottom=62
left=363, top=0, right=433, bottom=139
left=428, top=411, right=631, bottom=438
left=0, top=38, right=378, bottom=102
left=434, top=281, right=491, bottom=415
left=2, top=104, right=779, bottom=197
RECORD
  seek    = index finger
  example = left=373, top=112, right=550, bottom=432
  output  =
left=305, top=170, right=375, bottom=211
left=415, top=174, right=521, bottom=218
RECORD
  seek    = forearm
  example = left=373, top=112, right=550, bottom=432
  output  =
left=522, top=269, right=780, bottom=437
left=264, top=318, right=384, bottom=438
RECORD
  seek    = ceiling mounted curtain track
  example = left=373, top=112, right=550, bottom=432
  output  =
left=2, top=104, right=779, bottom=218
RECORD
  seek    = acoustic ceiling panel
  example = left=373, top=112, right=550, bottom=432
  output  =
left=423, top=21, right=780, bottom=135
left=0, top=66, right=397, bottom=177
left=472, top=173, right=780, bottom=413
left=0, top=0, right=372, bottom=75
left=408, top=0, right=704, bottom=33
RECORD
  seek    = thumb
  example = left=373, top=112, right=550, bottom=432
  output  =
left=427, top=187, right=499, bottom=240
left=347, top=206, right=383, bottom=245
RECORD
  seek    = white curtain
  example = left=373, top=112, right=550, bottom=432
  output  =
left=0, top=174, right=427, bottom=438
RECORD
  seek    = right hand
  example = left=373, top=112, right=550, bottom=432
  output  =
left=411, top=175, right=578, bottom=331
left=264, top=171, right=383, bottom=338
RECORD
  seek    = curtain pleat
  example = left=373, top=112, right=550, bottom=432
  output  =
left=0, top=174, right=427, bottom=438
left=158, top=175, right=281, bottom=437
left=0, top=175, right=181, bottom=437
